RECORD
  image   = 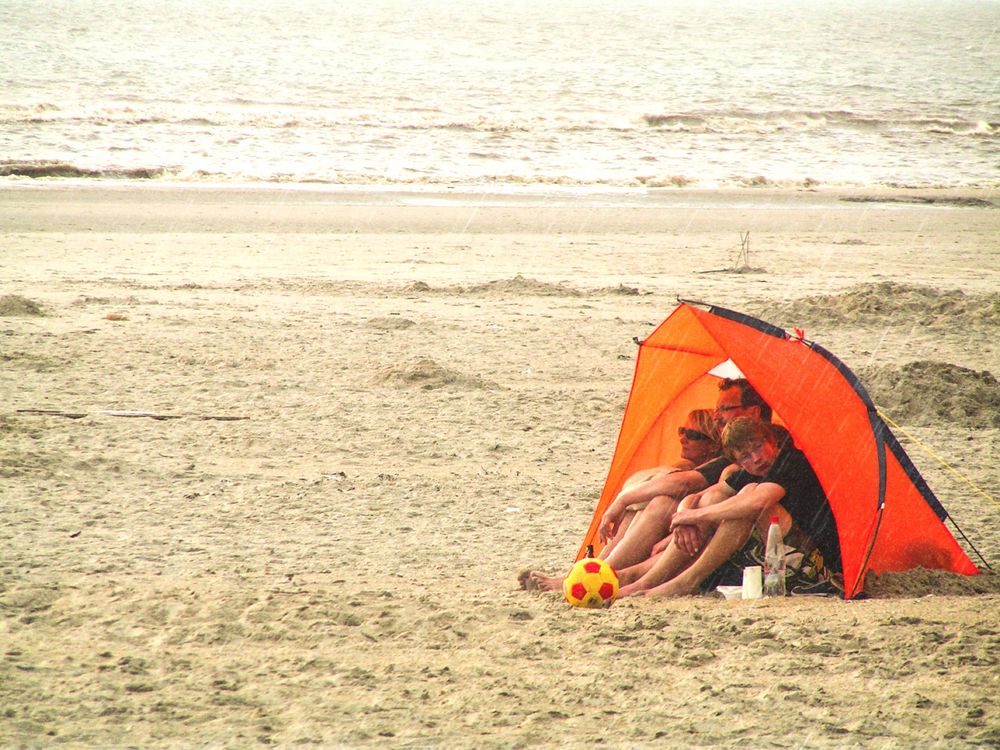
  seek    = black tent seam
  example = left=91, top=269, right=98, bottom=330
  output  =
left=706, top=305, right=955, bottom=518
left=706, top=304, right=789, bottom=340
left=850, top=413, right=890, bottom=597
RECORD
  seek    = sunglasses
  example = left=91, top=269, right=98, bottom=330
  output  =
left=678, top=427, right=713, bottom=442
left=715, top=404, right=746, bottom=413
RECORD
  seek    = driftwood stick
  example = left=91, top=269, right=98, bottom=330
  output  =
left=16, top=409, right=249, bottom=421
left=16, top=409, right=88, bottom=419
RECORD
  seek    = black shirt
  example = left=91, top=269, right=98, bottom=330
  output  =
left=695, top=455, right=731, bottom=486
left=725, top=441, right=843, bottom=573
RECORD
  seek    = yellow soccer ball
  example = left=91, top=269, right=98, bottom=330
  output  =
left=563, top=557, right=619, bottom=608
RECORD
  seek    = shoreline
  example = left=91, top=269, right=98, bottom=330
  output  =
left=2, top=182, right=997, bottom=235
left=3, top=180, right=998, bottom=202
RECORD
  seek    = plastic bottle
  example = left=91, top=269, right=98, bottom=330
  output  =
left=763, top=516, right=786, bottom=597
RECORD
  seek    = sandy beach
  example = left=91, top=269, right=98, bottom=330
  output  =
left=2, top=185, right=999, bottom=749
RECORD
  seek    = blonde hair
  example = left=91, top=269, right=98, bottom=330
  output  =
left=688, top=408, right=721, bottom=444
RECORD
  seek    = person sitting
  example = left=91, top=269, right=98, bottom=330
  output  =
left=522, top=376, right=775, bottom=593
left=599, top=377, right=777, bottom=578
left=520, top=407, right=721, bottom=592
left=597, top=408, right=722, bottom=559
left=618, top=417, right=842, bottom=598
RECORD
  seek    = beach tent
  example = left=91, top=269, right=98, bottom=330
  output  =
left=577, top=302, right=980, bottom=599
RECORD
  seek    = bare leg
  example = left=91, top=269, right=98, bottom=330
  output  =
left=603, top=494, right=679, bottom=571
left=523, top=533, right=667, bottom=593
left=754, top=504, right=792, bottom=539
left=598, top=508, right=639, bottom=559
left=519, top=505, right=648, bottom=591
left=598, top=468, right=672, bottom=558
left=519, top=473, right=703, bottom=594
left=615, top=548, right=665, bottom=586
left=640, top=518, right=754, bottom=598
left=618, top=536, right=698, bottom=597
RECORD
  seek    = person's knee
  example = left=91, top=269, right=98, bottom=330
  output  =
left=754, top=505, right=791, bottom=537
left=721, top=517, right=753, bottom=532
left=717, top=518, right=754, bottom=545
left=646, top=494, right=678, bottom=516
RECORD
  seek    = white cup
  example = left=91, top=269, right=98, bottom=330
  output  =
left=742, top=566, right=763, bottom=600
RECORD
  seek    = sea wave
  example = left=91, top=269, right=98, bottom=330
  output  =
left=642, top=109, right=997, bottom=136
left=2, top=102, right=995, bottom=139
left=0, top=161, right=165, bottom=180
left=3, top=160, right=997, bottom=193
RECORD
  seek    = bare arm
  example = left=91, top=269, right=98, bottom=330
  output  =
left=613, top=469, right=709, bottom=510
left=671, top=481, right=785, bottom=530
left=670, top=482, right=739, bottom=554
left=598, top=469, right=710, bottom=543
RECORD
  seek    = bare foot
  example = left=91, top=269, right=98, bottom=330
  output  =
left=617, top=582, right=645, bottom=598
left=526, top=571, right=563, bottom=592
left=642, top=579, right=698, bottom=598
left=517, top=569, right=535, bottom=590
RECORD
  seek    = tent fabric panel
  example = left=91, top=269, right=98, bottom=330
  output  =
left=604, top=347, right=722, bottom=490
left=641, top=304, right=728, bottom=355
left=881, top=425, right=950, bottom=522
left=687, top=306, right=883, bottom=591
left=686, top=305, right=977, bottom=587
left=615, top=372, right=726, bottom=486
left=866, top=454, right=979, bottom=576
left=576, top=307, right=726, bottom=559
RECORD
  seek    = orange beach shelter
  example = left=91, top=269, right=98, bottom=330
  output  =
left=577, top=302, right=980, bottom=599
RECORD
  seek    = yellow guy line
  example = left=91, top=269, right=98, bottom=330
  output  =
left=876, top=407, right=999, bottom=510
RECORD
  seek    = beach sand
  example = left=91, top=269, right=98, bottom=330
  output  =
left=2, top=185, right=999, bottom=748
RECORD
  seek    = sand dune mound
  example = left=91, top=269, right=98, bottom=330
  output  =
left=593, top=283, right=642, bottom=296
left=2, top=350, right=62, bottom=373
left=859, top=360, right=1000, bottom=428
left=867, top=568, right=1000, bottom=597
left=365, top=316, right=416, bottom=330
left=375, top=357, right=497, bottom=390
left=0, top=294, right=45, bottom=317
left=402, top=281, right=432, bottom=293
left=403, top=277, right=639, bottom=298
left=757, top=283, right=999, bottom=328
left=462, top=275, right=580, bottom=297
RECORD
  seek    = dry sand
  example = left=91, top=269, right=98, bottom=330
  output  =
left=1, top=185, right=999, bottom=749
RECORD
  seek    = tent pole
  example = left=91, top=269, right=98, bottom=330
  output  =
left=947, top=518, right=993, bottom=571
left=849, top=506, right=884, bottom=599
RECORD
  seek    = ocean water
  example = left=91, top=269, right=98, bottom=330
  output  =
left=2, top=0, right=998, bottom=191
